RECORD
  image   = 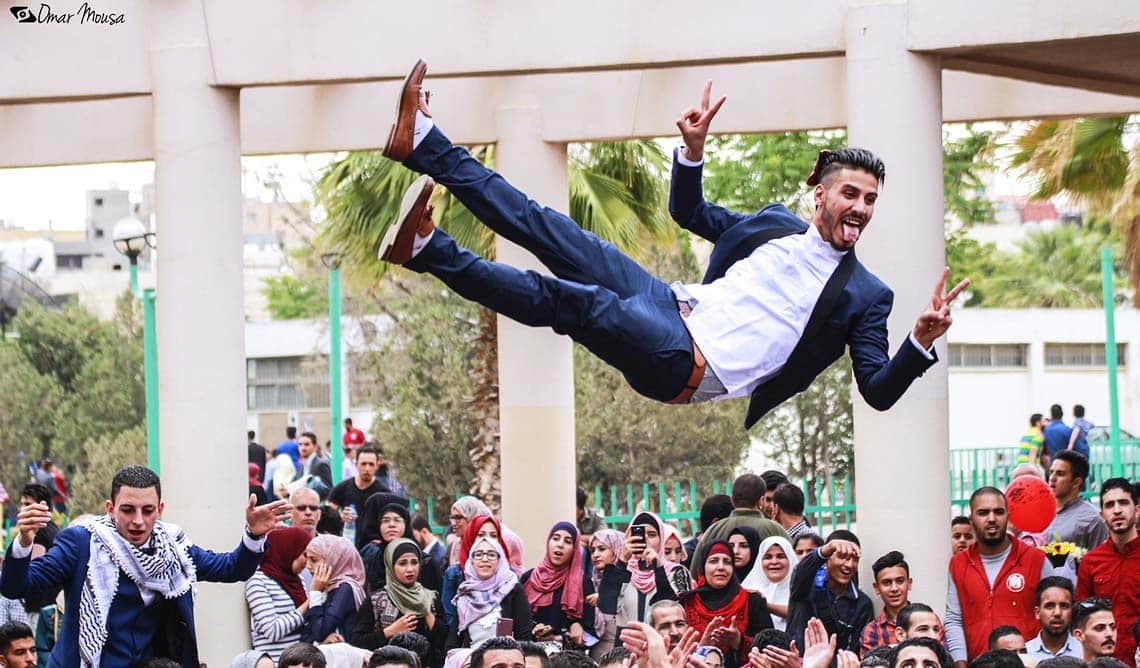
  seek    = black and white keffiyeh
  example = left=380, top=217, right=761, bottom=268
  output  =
left=74, top=514, right=197, bottom=667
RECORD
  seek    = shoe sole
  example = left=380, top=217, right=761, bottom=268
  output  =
left=379, top=174, right=435, bottom=264
left=382, top=59, right=428, bottom=160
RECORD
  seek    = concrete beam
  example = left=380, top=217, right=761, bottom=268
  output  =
left=907, top=0, right=1140, bottom=51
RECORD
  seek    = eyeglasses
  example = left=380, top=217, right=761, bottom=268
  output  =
left=294, top=505, right=320, bottom=512
left=449, top=515, right=466, bottom=522
left=472, top=551, right=500, bottom=561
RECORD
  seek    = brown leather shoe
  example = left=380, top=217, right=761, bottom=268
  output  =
left=382, top=59, right=429, bottom=161
left=379, top=175, right=436, bottom=264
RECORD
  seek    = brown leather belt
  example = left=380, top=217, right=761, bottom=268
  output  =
left=669, top=301, right=707, bottom=404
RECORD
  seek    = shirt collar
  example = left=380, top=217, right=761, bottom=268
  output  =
left=804, top=221, right=848, bottom=260
left=1029, top=633, right=1079, bottom=656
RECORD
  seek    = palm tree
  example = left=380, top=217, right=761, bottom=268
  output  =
left=315, top=140, right=672, bottom=510
left=1009, top=116, right=1139, bottom=304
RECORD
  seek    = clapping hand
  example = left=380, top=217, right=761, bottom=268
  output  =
left=802, top=618, right=837, bottom=668
left=676, top=80, right=726, bottom=163
left=621, top=621, right=669, bottom=668
left=913, top=267, right=969, bottom=349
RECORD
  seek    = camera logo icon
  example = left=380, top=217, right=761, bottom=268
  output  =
left=10, top=6, right=37, bottom=22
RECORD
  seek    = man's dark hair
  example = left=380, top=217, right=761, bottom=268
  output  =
left=576, top=487, right=588, bottom=510
left=951, top=515, right=971, bottom=527
left=1073, top=597, right=1113, bottom=630
left=411, top=514, right=431, bottom=532
left=1100, top=477, right=1138, bottom=505
left=357, top=446, right=381, bottom=463
left=286, top=425, right=298, bottom=439
left=279, top=641, right=327, bottom=668
left=381, top=635, right=427, bottom=668
left=471, top=636, right=523, bottom=668
left=519, top=642, right=551, bottom=668
left=1073, top=405, right=1085, bottom=418
left=345, top=417, right=354, bottom=426
left=20, top=483, right=52, bottom=506
left=0, top=622, right=33, bottom=653
left=969, top=487, right=1005, bottom=509
left=872, top=550, right=909, bottom=579
left=987, top=626, right=1023, bottom=650
left=760, top=470, right=788, bottom=494
left=300, top=431, right=318, bottom=445
left=317, top=506, right=344, bottom=535
left=897, top=603, right=935, bottom=632
left=1054, top=451, right=1090, bottom=485
left=1035, top=575, right=1075, bottom=605
left=826, top=529, right=860, bottom=547
left=731, top=474, right=766, bottom=509
left=110, top=465, right=161, bottom=502
left=1050, top=404, right=1064, bottom=420
left=1133, top=618, right=1140, bottom=644
left=969, top=649, right=1022, bottom=668
left=550, top=650, right=598, bottom=668
left=248, top=430, right=256, bottom=440
left=699, top=495, right=733, bottom=532
left=1088, top=659, right=1128, bottom=668
left=1030, top=413, right=1043, bottom=427
left=772, top=483, right=805, bottom=516
left=752, top=628, right=792, bottom=652
left=598, top=647, right=632, bottom=668
left=861, top=646, right=894, bottom=668
left=890, top=638, right=952, bottom=668
left=818, top=148, right=887, bottom=186
left=1036, top=658, right=1086, bottom=668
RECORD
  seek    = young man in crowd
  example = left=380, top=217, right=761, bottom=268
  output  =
left=1026, top=576, right=1083, bottom=661
left=412, top=514, right=446, bottom=565
left=861, top=551, right=915, bottom=653
left=327, top=446, right=390, bottom=540
left=761, top=471, right=789, bottom=519
left=691, top=474, right=788, bottom=575
left=248, top=430, right=267, bottom=483
left=772, top=483, right=812, bottom=541
left=987, top=627, right=1026, bottom=653
left=894, top=603, right=944, bottom=642
left=342, top=417, right=367, bottom=449
left=946, top=487, right=1050, bottom=667
left=1067, top=404, right=1093, bottom=460
left=1073, top=598, right=1118, bottom=663
left=787, top=530, right=874, bottom=656
left=1043, top=405, right=1072, bottom=464
left=1077, top=478, right=1140, bottom=666
left=298, top=431, right=333, bottom=489
left=1018, top=413, right=1045, bottom=467
left=279, top=642, right=327, bottom=668
left=951, top=516, right=975, bottom=556
left=471, top=637, right=526, bottom=668
left=0, top=622, right=35, bottom=668
left=1045, top=451, right=1108, bottom=549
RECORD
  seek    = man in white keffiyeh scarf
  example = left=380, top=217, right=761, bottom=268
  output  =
left=73, top=514, right=197, bottom=667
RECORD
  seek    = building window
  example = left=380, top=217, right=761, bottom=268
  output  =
left=247, top=356, right=330, bottom=410
left=1044, top=343, right=1127, bottom=368
left=948, top=343, right=1028, bottom=368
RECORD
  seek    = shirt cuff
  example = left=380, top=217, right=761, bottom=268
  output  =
left=309, top=590, right=327, bottom=607
left=243, top=532, right=267, bottom=553
left=9, top=540, right=32, bottom=559
left=908, top=331, right=935, bottom=360
left=675, top=146, right=704, bottom=167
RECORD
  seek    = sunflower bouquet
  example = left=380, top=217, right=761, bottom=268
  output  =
left=1041, top=539, right=1087, bottom=569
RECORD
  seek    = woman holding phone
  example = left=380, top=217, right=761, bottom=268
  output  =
left=353, top=538, right=448, bottom=667
left=522, top=522, right=596, bottom=648
left=599, top=512, right=691, bottom=631
left=447, top=536, right=532, bottom=649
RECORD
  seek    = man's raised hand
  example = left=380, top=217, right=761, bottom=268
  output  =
left=246, top=494, right=292, bottom=537
left=676, top=80, right=726, bottom=163
left=16, top=501, right=51, bottom=548
left=913, top=267, right=970, bottom=350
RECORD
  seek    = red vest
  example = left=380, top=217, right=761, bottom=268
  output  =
left=949, top=540, right=1044, bottom=661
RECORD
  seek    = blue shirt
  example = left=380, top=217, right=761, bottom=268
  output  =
left=1043, top=420, right=1073, bottom=457
left=1072, top=417, right=1093, bottom=459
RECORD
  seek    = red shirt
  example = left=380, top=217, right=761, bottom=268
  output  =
left=1077, top=534, right=1140, bottom=667
left=342, top=427, right=366, bottom=446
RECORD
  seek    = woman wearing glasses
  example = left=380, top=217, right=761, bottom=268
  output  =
left=447, top=536, right=533, bottom=648
left=442, top=514, right=518, bottom=628
left=353, top=538, right=449, bottom=667
left=361, top=496, right=444, bottom=594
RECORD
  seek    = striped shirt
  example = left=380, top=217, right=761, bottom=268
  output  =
left=245, top=571, right=306, bottom=661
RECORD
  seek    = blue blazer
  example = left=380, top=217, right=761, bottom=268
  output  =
left=668, top=152, right=936, bottom=428
left=0, top=525, right=263, bottom=668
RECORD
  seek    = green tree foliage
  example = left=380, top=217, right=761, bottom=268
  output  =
left=69, top=426, right=146, bottom=515
left=263, top=273, right=328, bottom=320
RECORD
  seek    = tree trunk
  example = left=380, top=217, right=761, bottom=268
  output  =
left=467, top=307, right=501, bottom=512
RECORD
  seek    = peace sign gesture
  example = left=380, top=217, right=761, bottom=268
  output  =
left=912, top=267, right=970, bottom=349
left=676, top=80, right=727, bottom=162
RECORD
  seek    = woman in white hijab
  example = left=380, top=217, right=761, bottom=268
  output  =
left=741, top=536, right=797, bottom=630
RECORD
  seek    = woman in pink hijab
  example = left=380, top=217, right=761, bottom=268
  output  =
left=598, top=512, right=691, bottom=631
left=522, top=522, right=595, bottom=648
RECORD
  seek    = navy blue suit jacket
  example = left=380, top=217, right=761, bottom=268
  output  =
left=0, top=524, right=263, bottom=667
left=668, top=152, right=936, bottom=428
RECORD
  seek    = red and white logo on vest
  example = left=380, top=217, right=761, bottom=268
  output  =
left=1005, top=573, right=1025, bottom=592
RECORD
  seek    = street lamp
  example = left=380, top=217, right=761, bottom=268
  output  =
left=321, top=252, right=344, bottom=483
left=112, top=215, right=160, bottom=473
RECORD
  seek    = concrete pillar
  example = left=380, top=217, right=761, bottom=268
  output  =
left=149, top=2, right=249, bottom=663
left=846, top=2, right=950, bottom=609
left=494, top=104, right=577, bottom=567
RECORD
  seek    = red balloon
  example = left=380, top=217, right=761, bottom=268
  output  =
left=1005, top=476, right=1056, bottom=533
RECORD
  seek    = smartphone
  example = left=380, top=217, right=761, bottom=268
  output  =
left=630, top=524, right=646, bottom=545
left=497, top=618, right=514, bottom=637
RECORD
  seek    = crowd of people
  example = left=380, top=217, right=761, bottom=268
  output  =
left=0, top=424, right=1136, bottom=668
